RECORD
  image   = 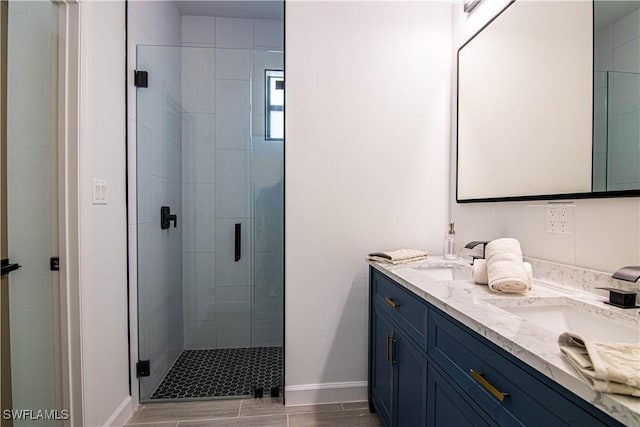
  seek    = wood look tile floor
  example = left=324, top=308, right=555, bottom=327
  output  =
left=126, top=398, right=381, bottom=427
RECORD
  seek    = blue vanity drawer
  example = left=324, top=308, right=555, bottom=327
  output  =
left=371, top=269, right=428, bottom=351
left=428, top=308, right=621, bottom=427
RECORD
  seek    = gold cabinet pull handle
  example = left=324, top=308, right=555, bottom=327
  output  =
left=391, top=338, right=397, bottom=365
left=384, top=297, right=397, bottom=308
left=386, top=335, right=392, bottom=361
left=470, top=369, right=509, bottom=402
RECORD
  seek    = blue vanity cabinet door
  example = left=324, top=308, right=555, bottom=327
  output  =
left=370, top=299, right=429, bottom=427
left=427, top=363, right=496, bottom=427
left=370, top=303, right=394, bottom=427
left=394, top=327, right=428, bottom=427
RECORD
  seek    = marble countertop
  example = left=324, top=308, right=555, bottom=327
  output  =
left=368, top=257, right=640, bottom=427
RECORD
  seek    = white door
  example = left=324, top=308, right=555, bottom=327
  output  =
left=1, top=1, right=64, bottom=426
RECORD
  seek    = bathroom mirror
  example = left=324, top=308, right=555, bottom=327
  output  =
left=456, top=0, right=640, bottom=202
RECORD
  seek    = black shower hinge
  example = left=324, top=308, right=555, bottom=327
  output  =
left=134, top=70, right=148, bottom=88
left=253, top=386, right=263, bottom=398
left=137, top=360, right=150, bottom=377
left=50, top=257, right=59, bottom=271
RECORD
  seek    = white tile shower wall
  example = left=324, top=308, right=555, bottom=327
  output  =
left=180, top=16, right=283, bottom=349
left=182, top=16, right=216, bottom=46
left=216, top=17, right=254, bottom=49
left=450, top=1, right=640, bottom=274
left=594, top=25, right=612, bottom=191
left=127, top=0, right=183, bottom=402
left=593, top=8, right=640, bottom=191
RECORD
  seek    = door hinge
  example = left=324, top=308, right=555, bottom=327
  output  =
left=136, top=360, right=150, bottom=377
left=50, top=257, right=60, bottom=271
left=134, top=70, right=148, bottom=88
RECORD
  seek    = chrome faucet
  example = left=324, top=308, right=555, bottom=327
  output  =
left=612, top=266, right=640, bottom=282
left=464, top=241, right=489, bottom=263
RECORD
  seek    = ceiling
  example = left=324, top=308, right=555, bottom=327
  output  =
left=175, top=1, right=283, bottom=20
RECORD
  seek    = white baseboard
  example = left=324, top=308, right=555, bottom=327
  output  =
left=284, top=381, right=367, bottom=406
left=103, top=396, right=133, bottom=427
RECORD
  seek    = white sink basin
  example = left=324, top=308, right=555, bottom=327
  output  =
left=487, top=297, right=639, bottom=343
left=411, top=262, right=472, bottom=281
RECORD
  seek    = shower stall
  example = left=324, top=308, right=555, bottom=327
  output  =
left=592, top=70, right=640, bottom=192
left=135, top=45, right=284, bottom=401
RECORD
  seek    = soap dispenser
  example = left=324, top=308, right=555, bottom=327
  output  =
left=443, top=222, right=457, bottom=261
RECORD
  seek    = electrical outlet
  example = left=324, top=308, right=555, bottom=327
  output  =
left=557, top=206, right=574, bottom=234
left=546, top=205, right=573, bottom=234
left=546, top=206, right=558, bottom=232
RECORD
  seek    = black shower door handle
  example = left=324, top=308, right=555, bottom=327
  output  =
left=234, top=223, right=241, bottom=262
left=161, top=206, right=177, bottom=229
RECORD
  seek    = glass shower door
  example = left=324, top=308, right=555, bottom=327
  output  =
left=136, top=45, right=284, bottom=402
left=136, top=45, right=184, bottom=401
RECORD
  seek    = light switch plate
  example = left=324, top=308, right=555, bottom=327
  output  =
left=92, top=179, right=107, bottom=205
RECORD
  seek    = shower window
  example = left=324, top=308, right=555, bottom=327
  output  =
left=265, top=70, right=284, bottom=141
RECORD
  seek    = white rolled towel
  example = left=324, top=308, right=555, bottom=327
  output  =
left=472, top=258, right=533, bottom=287
left=472, top=259, right=489, bottom=285
left=485, top=238, right=531, bottom=294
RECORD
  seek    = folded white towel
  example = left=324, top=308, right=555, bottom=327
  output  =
left=367, top=249, right=429, bottom=265
left=485, top=238, right=531, bottom=294
left=559, top=332, right=640, bottom=397
left=473, top=259, right=533, bottom=286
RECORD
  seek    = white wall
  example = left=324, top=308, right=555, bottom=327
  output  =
left=285, top=1, right=451, bottom=405
left=450, top=1, right=640, bottom=273
left=180, top=16, right=284, bottom=350
left=78, top=1, right=130, bottom=425
left=127, top=0, right=183, bottom=403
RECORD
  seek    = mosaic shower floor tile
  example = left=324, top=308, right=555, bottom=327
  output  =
left=150, top=347, right=283, bottom=400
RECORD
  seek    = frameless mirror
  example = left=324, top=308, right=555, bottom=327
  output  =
left=457, top=0, right=640, bottom=202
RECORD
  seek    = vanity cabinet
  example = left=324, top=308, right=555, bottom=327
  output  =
left=370, top=303, right=428, bottom=427
left=368, top=267, right=623, bottom=427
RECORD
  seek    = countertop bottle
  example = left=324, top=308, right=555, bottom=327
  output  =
left=444, top=222, right=457, bottom=261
